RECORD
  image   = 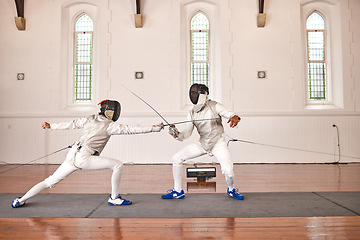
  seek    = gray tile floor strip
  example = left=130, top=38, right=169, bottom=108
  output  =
left=312, top=192, right=360, bottom=216
left=2, top=192, right=359, bottom=218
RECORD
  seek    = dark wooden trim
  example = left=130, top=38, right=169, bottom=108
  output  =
left=259, top=0, right=264, bottom=13
left=136, top=0, right=141, bottom=14
left=14, top=0, right=24, bottom=17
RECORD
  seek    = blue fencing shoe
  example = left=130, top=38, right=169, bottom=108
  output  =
left=108, top=194, right=132, bottom=206
left=227, top=188, right=244, bottom=200
left=11, top=197, right=26, bottom=208
left=161, top=189, right=185, bottom=199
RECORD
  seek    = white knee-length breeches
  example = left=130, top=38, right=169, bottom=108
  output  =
left=171, top=138, right=235, bottom=192
left=44, top=145, right=123, bottom=188
left=172, top=138, right=234, bottom=177
left=20, top=145, right=123, bottom=203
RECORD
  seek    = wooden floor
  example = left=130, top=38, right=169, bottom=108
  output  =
left=1, top=163, right=360, bottom=239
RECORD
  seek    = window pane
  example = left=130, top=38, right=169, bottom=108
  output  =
left=306, top=12, right=324, bottom=30
left=75, top=64, right=92, bottom=101
left=191, top=62, right=209, bottom=85
left=191, top=12, right=209, bottom=30
left=75, top=14, right=93, bottom=31
left=308, top=31, right=324, bottom=61
left=308, top=62, right=326, bottom=99
left=74, top=14, right=93, bottom=102
left=192, top=31, right=208, bottom=61
left=76, top=33, right=92, bottom=63
left=306, top=11, right=326, bottom=101
left=190, top=12, right=210, bottom=87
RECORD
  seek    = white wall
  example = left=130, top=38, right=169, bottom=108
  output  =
left=0, top=0, right=359, bottom=164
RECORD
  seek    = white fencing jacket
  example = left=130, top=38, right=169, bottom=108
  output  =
left=50, top=114, right=160, bottom=155
left=176, top=100, right=237, bottom=151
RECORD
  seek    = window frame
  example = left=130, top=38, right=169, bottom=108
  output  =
left=180, top=2, right=220, bottom=110
left=73, top=13, right=94, bottom=102
left=299, top=0, right=344, bottom=110
left=306, top=10, right=327, bottom=101
left=190, top=11, right=210, bottom=87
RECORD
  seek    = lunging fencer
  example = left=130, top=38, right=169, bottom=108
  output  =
left=11, top=100, right=163, bottom=208
left=161, top=84, right=244, bottom=200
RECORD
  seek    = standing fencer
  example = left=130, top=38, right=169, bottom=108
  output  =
left=161, top=84, right=244, bottom=200
left=12, top=100, right=163, bottom=208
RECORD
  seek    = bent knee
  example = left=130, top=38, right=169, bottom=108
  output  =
left=112, top=161, right=123, bottom=171
left=222, top=169, right=235, bottom=178
left=172, top=154, right=184, bottom=166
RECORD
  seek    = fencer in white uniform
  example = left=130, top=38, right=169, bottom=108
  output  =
left=162, top=84, right=244, bottom=200
left=12, top=100, right=163, bottom=208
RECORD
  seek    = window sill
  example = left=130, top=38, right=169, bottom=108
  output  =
left=305, top=101, right=341, bottom=110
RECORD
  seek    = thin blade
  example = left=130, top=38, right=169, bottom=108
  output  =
left=121, top=84, right=170, bottom=125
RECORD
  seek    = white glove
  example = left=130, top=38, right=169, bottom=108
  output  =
left=168, top=124, right=179, bottom=138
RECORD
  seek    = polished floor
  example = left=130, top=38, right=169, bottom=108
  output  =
left=1, top=163, right=360, bottom=239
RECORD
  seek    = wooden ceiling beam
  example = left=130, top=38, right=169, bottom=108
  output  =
left=14, top=0, right=26, bottom=30
left=257, top=0, right=266, bottom=28
left=134, top=0, right=143, bottom=28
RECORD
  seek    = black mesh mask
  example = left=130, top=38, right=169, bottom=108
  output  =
left=99, top=100, right=121, bottom=121
left=189, top=84, right=209, bottom=105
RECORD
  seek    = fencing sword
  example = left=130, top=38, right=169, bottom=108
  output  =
left=163, top=118, right=221, bottom=126
left=121, top=85, right=219, bottom=134
left=121, top=85, right=222, bottom=126
left=121, top=85, right=236, bottom=138
left=120, top=84, right=183, bottom=137
left=227, top=138, right=360, bottom=161
left=121, top=84, right=171, bottom=126
left=0, top=145, right=71, bottom=175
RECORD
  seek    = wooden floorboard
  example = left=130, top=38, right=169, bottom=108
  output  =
left=1, top=217, right=360, bottom=239
left=1, top=163, right=360, bottom=193
left=1, top=163, right=360, bottom=239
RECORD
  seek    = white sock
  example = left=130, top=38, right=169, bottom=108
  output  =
left=20, top=181, right=48, bottom=203
left=173, top=164, right=182, bottom=192
left=111, top=168, right=122, bottom=199
left=226, top=175, right=234, bottom=191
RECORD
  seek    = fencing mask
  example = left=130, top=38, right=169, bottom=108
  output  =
left=189, top=83, right=209, bottom=105
left=98, top=100, right=121, bottom=121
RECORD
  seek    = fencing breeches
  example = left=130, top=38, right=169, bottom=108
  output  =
left=20, top=146, right=123, bottom=203
left=172, top=138, right=235, bottom=192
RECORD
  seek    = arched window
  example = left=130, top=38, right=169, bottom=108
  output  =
left=190, top=12, right=209, bottom=87
left=306, top=11, right=326, bottom=100
left=74, top=13, right=93, bottom=102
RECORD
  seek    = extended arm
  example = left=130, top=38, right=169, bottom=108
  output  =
left=42, top=117, right=90, bottom=130
left=108, top=122, right=163, bottom=135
